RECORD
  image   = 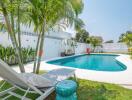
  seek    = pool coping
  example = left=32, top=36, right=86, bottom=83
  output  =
left=40, top=53, right=132, bottom=88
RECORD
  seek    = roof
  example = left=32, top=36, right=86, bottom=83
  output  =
left=0, top=15, right=72, bottom=39
left=21, top=24, right=72, bottom=39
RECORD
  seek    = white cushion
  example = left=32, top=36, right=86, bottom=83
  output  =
left=20, top=73, right=54, bottom=88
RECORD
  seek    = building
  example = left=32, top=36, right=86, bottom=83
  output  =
left=0, top=16, right=88, bottom=60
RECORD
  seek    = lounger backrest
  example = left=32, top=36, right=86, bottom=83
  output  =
left=0, top=59, right=28, bottom=88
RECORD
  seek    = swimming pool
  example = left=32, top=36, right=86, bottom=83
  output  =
left=47, top=54, right=127, bottom=71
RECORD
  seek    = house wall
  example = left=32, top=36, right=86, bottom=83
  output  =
left=43, top=38, right=62, bottom=60
left=0, top=32, right=63, bottom=60
left=0, top=32, right=89, bottom=60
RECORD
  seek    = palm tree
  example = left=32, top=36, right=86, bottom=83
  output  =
left=29, top=0, right=84, bottom=74
left=16, top=0, right=23, bottom=63
left=119, top=31, right=132, bottom=58
left=0, top=0, right=84, bottom=74
left=0, top=0, right=25, bottom=72
left=76, top=29, right=89, bottom=43
left=119, top=31, right=132, bottom=47
left=74, top=18, right=85, bottom=32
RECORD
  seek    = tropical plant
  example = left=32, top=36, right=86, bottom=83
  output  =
left=28, top=0, right=84, bottom=74
left=118, top=31, right=132, bottom=57
left=64, top=38, right=77, bottom=54
left=105, top=40, right=114, bottom=43
left=88, top=36, right=103, bottom=52
left=118, top=31, right=132, bottom=47
left=0, top=45, right=35, bottom=65
left=74, top=18, right=85, bottom=32
left=0, top=0, right=84, bottom=73
left=0, top=45, right=5, bottom=60
left=0, top=0, right=25, bottom=72
left=128, top=47, right=132, bottom=59
left=75, top=29, right=89, bottom=43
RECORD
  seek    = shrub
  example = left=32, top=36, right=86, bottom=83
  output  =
left=128, top=47, right=132, bottom=59
left=0, top=45, right=35, bottom=65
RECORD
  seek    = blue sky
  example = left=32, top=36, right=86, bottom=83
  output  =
left=79, top=0, right=132, bottom=42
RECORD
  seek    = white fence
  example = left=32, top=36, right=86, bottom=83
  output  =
left=102, top=43, right=128, bottom=53
left=75, top=43, right=90, bottom=54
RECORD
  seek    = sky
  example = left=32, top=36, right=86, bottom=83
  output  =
left=77, top=0, right=132, bottom=42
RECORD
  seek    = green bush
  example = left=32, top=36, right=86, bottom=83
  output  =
left=128, top=47, right=132, bottom=59
left=0, top=45, right=35, bottom=65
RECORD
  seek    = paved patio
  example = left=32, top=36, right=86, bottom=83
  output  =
left=41, top=54, right=132, bottom=89
left=0, top=54, right=132, bottom=89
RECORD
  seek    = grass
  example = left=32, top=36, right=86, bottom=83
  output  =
left=77, top=79, right=132, bottom=100
left=0, top=72, right=132, bottom=100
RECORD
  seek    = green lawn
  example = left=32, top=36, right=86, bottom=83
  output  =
left=77, top=79, right=132, bottom=100
left=0, top=73, right=132, bottom=100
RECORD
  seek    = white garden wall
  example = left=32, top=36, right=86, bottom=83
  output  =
left=75, top=43, right=90, bottom=54
left=102, top=43, right=128, bottom=53
left=0, top=32, right=12, bottom=47
left=43, top=38, right=62, bottom=60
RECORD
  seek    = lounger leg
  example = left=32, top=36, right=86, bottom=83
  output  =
left=36, top=87, right=55, bottom=100
left=0, top=86, right=16, bottom=96
left=2, top=94, right=12, bottom=100
left=22, top=87, right=30, bottom=100
left=0, top=81, right=6, bottom=90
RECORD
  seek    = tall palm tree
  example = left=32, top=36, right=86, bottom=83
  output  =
left=0, top=0, right=84, bottom=74
left=17, top=0, right=22, bottom=62
left=29, top=0, right=84, bottom=74
left=74, top=18, right=85, bottom=32
left=0, top=0, right=25, bottom=72
left=34, top=0, right=75, bottom=74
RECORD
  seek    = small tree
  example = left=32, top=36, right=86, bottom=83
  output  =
left=128, top=47, right=132, bottom=59
left=119, top=31, right=132, bottom=58
left=105, top=40, right=114, bottom=43
left=89, top=36, right=103, bottom=52
left=75, top=29, right=89, bottom=43
left=118, top=31, right=132, bottom=47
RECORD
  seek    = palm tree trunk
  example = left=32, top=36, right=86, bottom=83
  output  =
left=17, top=0, right=21, bottom=48
left=10, top=0, right=14, bottom=32
left=33, top=32, right=41, bottom=73
left=93, top=46, right=96, bottom=52
left=0, top=0, right=25, bottom=73
left=35, top=20, right=46, bottom=74
left=10, top=0, right=22, bottom=63
left=17, top=0, right=23, bottom=64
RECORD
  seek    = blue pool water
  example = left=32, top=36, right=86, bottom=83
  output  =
left=47, top=54, right=127, bottom=71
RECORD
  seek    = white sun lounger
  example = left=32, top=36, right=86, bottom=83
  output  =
left=0, top=59, right=76, bottom=100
